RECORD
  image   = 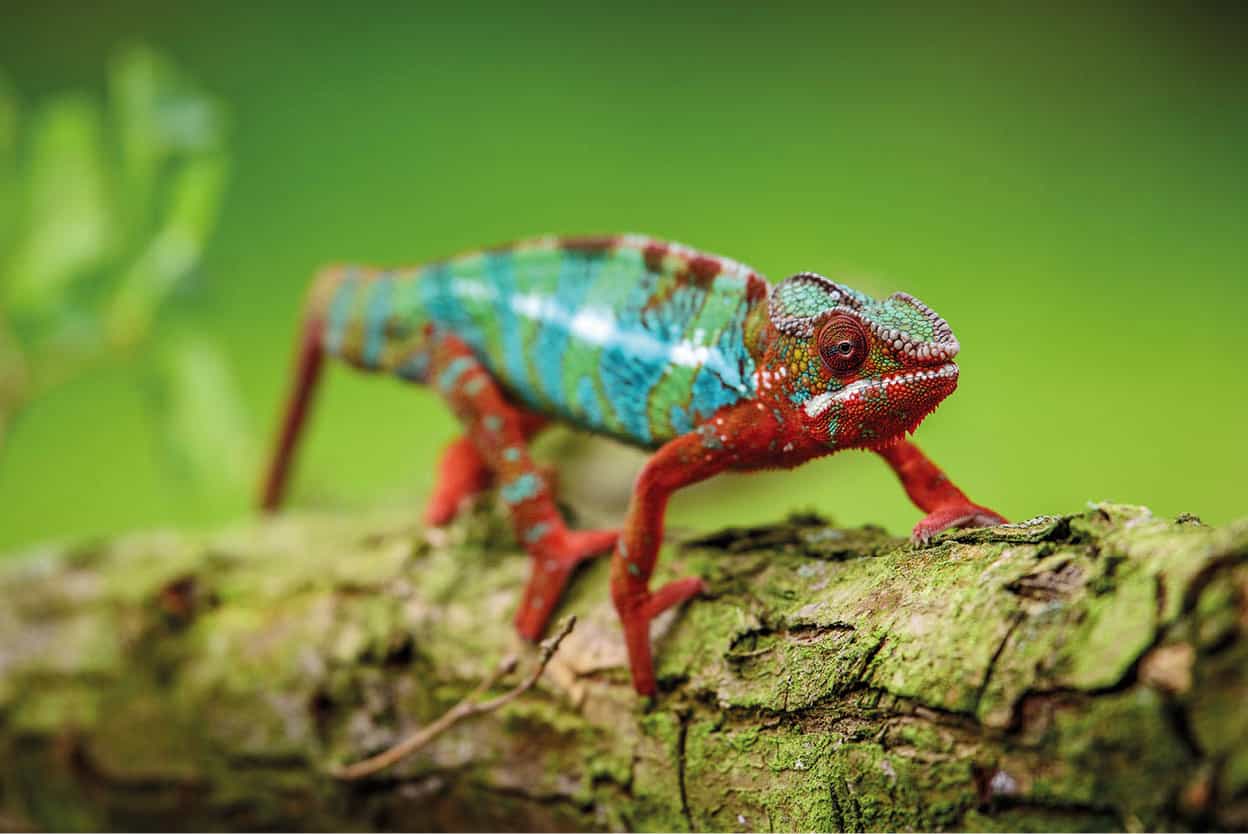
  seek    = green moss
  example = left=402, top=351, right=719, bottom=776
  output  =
left=1192, top=575, right=1239, bottom=650
left=8, top=682, right=101, bottom=733
left=1058, top=562, right=1156, bottom=690
left=1040, top=687, right=1193, bottom=822
left=1223, top=743, right=1248, bottom=798
left=631, top=710, right=688, bottom=832
left=500, top=696, right=594, bottom=738
left=1186, top=639, right=1248, bottom=759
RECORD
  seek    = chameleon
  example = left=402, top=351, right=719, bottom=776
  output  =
left=260, top=233, right=1007, bottom=696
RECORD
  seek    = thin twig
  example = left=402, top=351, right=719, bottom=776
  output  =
left=333, top=615, right=577, bottom=781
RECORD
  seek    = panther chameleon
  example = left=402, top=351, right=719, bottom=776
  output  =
left=260, top=234, right=1007, bottom=696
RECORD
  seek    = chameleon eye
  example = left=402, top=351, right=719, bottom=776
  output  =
left=817, top=315, right=868, bottom=374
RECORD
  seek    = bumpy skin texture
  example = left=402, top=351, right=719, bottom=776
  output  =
left=261, top=234, right=1006, bottom=695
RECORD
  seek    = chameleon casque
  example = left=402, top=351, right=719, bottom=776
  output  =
left=261, top=234, right=1006, bottom=695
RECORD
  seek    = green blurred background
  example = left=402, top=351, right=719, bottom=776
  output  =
left=1, top=2, right=1245, bottom=554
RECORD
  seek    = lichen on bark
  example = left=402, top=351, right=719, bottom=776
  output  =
left=0, top=502, right=1245, bottom=831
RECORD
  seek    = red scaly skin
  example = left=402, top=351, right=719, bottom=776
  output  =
left=423, top=410, right=549, bottom=527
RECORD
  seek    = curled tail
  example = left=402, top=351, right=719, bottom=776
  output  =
left=258, top=267, right=344, bottom=512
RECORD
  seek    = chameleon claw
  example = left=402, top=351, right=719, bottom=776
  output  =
left=911, top=504, right=1008, bottom=544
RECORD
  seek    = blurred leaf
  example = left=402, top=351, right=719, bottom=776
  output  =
left=109, top=44, right=227, bottom=230
left=149, top=331, right=254, bottom=494
left=106, top=152, right=228, bottom=346
left=3, top=95, right=115, bottom=318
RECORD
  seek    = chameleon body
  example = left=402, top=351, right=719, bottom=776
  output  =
left=261, top=234, right=1006, bottom=695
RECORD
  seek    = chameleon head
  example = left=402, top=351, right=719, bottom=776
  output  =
left=766, top=272, right=961, bottom=450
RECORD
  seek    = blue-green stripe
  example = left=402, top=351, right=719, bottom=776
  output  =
left=362, top=274, right=394, bottom=367
left=325, top=269, right=359, bottom=356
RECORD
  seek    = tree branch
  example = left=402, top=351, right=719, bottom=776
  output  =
left=0, top=503, right=1245, bottom=831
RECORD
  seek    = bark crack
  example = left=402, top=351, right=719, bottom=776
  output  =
left=828, top=778, right=844, bottom=832
left=974, top=611, right=1024, bottom=714
left=676, top=714, right=694, bottom=832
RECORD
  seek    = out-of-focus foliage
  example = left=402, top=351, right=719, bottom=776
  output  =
left=147, top=332, right=255, bottom=494
left=4, top=95, right=114, bottom=317
left=105, top=47, right=229, bottom=345
left=0, top=45, right=247, bottom=496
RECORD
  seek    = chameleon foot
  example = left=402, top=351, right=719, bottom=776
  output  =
left=911, top=504, right=1007, bottom=543
left=514, top=528, right=619, bottom=640
left=615, top=576, right=709, bottom=696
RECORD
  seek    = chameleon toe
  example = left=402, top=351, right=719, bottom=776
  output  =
left=911, top=504, right=1008, bottom=543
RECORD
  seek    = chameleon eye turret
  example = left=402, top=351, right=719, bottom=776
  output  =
left=816, top=315, right=868, bottom=374
left=262, top=234, right=1006, bottom=696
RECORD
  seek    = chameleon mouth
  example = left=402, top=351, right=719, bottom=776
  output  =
left=803, top=363, right=959, bottom=418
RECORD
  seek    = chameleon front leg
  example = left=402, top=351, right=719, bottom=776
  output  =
left=423, top=331, right=617, bottom=640
left=875, top=439, right=1007, bottom=542
left=609, top=404, right=773, bottom=696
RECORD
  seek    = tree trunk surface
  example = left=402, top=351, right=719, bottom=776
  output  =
left=0, top=502, right=1245, bottom=832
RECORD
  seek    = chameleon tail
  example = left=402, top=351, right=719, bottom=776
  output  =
left=259, top=268, right=341, bottom=512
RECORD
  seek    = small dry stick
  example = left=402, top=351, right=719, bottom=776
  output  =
left=334, top=615, right=577, bottom=781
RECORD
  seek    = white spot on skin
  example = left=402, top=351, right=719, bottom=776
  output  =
left=670, top=339, right=712, bottom=367
left=570, top=308, right=615, bottom=344
left=455, top=280, right=497, bottom=302
left=619, top=233, right=651, bottom=249
left=511, top=290, right=558, bottom=319
left=804, top=391, right=836, bottom=418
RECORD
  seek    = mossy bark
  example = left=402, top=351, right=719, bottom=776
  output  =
left=1, top=503, right=1246, bottom=832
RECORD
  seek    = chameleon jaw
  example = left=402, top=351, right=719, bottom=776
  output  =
left=802, top=362, right=960, bottom=419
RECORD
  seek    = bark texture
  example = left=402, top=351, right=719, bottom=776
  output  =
left=0, top=502, right=1246, bottom=832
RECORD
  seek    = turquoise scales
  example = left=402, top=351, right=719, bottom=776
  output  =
left=319, top=235, right=769, bottom=448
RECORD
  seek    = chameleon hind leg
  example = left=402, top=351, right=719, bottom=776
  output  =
left=421, top=330, right=618, bottom=640
left=423, top=410, right=549, bottom=526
